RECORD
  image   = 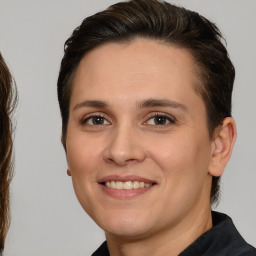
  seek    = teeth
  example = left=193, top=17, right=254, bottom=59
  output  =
left=104, top=181, right=152, bottom=189
left=116, top=181, right=124, bottom=189
left=123, top=181, right=133, bottom=189
left=111, top=181, right=116, bottom=188
left=133, top=181, right=140, bottom=189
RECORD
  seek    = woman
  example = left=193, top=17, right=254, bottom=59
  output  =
left=0, top=53, right=17, bottom=254
left=57, top=0, right=256, bottom=255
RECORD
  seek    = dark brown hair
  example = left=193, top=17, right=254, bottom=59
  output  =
left=57, top=0, right=235, bottom=204
left=0, top=52, right=17, bottom=250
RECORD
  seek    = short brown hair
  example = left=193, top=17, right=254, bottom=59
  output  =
left=57, top=0, right=235, bottom=204
left=0, top=52, right=17, bottom=250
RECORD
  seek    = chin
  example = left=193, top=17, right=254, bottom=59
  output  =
left=104, top=223, right=153, bottom=239
left=94, top=209, right=156, bottom=239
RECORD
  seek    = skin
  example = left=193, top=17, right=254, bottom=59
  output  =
left=66, top=38, right=236, bottom=256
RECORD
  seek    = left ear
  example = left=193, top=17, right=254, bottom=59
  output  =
left=208, top=117, right=237, bottom=177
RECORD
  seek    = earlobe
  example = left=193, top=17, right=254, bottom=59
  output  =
left=208, top=117, right=237, bottom=177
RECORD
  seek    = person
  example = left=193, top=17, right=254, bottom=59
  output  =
left=0, top=53, right=17, bottom=255
left=57, top=0, right=256, bottom=255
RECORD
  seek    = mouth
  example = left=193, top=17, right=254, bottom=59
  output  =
left=98, top=175, right=157, bottom=199
left=103, top=180, right=154, bottom=189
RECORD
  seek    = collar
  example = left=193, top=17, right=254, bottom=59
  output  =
left=179, top=211, right=256, bottom=256
left=92, top=211, right=256, bottom=256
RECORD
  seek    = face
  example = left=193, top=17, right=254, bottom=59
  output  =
left=66, top=39, right=215, bottom=240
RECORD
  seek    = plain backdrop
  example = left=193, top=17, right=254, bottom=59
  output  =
left=0, top=0, right=255, bottom=255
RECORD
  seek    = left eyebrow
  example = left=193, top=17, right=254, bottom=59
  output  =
left=137, top=98, right=188, bottom=111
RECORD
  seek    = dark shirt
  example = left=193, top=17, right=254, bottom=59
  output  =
left=92, top=211, right=256, bottom=256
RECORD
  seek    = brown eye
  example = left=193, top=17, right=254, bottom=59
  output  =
left=146, top=114, right=175, bottom=126
left=154, top=116, right=168, bottom=125
left=91, top=116, right=105, bottom=125
left=82, top=115, right=110, bottom=125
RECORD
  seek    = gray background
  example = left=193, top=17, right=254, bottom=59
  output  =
left=0, top=0, right=255, bottom=255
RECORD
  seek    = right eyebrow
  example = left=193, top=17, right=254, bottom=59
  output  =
left=73, top=100, right=108, bottom=111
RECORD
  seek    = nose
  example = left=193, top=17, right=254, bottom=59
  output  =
left=103, top=124, right=146, bottom=166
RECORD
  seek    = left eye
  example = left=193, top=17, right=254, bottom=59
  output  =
left=146, top=115, right=174, bottom=126
left=83, top=116, right=110, bottom=125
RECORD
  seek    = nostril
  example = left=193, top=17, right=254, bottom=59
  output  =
left=102, top=137, right=146, bottom=165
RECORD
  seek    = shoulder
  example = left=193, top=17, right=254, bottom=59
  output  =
left=212, top=212, right=256, bottom=256
left=180, top=211, right=256, bottom=256
left=91, top=241, right=109, bottom=256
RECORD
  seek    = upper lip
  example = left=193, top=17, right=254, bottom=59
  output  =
left=98, top=175, right=157, bottom=184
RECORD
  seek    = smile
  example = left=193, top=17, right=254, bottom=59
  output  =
left=98, top=175, right=157, bottom=199
left=105, top=181, right=153, bottom=189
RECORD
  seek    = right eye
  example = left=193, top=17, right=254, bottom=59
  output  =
left=81, top=115, right=110, bottom=126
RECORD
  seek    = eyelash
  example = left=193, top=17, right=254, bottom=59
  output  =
left=80, top=113, right=110, bottom=126
left=79, top=112, right=176, bottom=127
left=144, top=112, right=176, bottom=126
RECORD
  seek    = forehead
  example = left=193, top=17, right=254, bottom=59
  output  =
left=71, top=38, right=201, bottom=105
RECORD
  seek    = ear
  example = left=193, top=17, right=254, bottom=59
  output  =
left=208, top=117, right=237, bottom=177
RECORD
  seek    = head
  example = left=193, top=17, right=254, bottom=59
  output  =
left=58, top=0, right=235, bottom=205
left=0, top=53, right=17, bottom=250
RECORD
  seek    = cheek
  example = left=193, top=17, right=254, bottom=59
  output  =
left=66, top=132, right=103, bottom=178
left=154, top=132, right=212, bottom=207
left=147, top=130, right=212, bottom=184
left=66, top=134, right=104, bottom=215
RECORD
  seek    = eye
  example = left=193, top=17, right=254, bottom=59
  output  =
left=81, top=115, right=110, bottom=126
left=146, top=114, right=175, bottom=126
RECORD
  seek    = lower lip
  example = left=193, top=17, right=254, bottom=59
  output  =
left=99, top=184, right=155, bottom=199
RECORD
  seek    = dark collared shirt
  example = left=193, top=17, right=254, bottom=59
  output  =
left=92, top=212, right=256, bottom=256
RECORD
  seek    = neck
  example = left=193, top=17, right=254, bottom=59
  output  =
left=106, top=204, right=212, bottom=256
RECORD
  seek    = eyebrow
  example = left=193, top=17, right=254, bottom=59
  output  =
left=73, top=100, right=108, bottom=111
left=73, top=98, right=187, bottom=112
left=137, top=98, right=188, bottom=111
